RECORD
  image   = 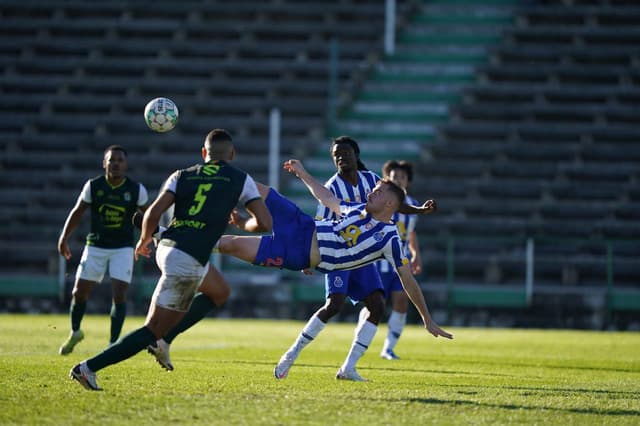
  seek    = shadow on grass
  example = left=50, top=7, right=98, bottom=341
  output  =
left=407, top=396, right=640, bottom=417
left=430, top=358, right=640, bottom=374
left=180, top=358, right=638, bottom=417
left=228, top=359, right=524, bottom=379
left=433, top=382, right=640, bottom=400
left=187, top=352, right=638, bottom=375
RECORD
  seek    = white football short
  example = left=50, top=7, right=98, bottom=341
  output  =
left=75, top=246, right=134, bottom=284
left=150, top=244, right=207, bottom=312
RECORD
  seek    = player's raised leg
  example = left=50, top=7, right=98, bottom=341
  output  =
left=217, top=235, right=262, bottom=264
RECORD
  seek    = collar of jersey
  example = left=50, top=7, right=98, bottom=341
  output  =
left=105, top=176, right=127, bottom=190
left=360, top=210, right=381, bottom=225
left=337, top=171, right=361, bottom=188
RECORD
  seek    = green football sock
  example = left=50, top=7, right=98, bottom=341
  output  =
left=109, top=302, right=127, bottom=344
left=164, top=293, right=215, bottom=344
left=70, top=301, right=87, bottom=332
left=86, top=326, right=156, bottom=373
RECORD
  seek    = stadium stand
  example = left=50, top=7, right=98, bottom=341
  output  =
left=285, top=0, right=639, bottom=327
left=0, top=0, right=638, bottom=328
left=0, top=0, right=419, bottom=312
left=302, top=0, right=517, bottom=181
left=412, top=0, right=640, bottom=326
left=285, top=0, right=535, bottom=320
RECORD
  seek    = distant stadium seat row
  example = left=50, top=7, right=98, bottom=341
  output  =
left=0, top=0, right=418, bottom=276
left=409, top=0, right=640, bottom=290
left=0, top=0, right=638, bottom=318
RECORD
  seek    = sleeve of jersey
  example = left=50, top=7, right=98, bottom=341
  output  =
left=137, top=184, right=149, bottom=206
left=386, top=235, right=409, bottom=272
left=405, top=195, right=419, bottom=232
left=79, top=180, right=92, bottom=204
left=407, top=214, right=418, bottom=233
left=239, top=174, right=261, bottom=205
left=162, top=171, right=180, bottom=194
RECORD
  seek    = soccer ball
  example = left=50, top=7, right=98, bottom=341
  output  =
left=144, top=97, right=179, bottom=132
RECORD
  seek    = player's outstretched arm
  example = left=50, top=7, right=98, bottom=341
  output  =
left=399, top=199, right=437, bottom=215
left=408, top=230, right=423, bottom=275
left=283, top=159, right=342, bottom=216
left=397, top=264, right=453, bottom=339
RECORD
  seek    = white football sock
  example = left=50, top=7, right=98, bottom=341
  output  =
left=284, top=315, right=325, bottom=360
left=341, top=320, right=377, bottom=372
left=357, top=306, right=369, bottom=327
left=383, top=310, right=406, bottom=352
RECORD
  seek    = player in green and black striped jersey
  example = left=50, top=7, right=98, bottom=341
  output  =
left=58, top=145, right=149, bottom=356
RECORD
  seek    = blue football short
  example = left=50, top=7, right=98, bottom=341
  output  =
left=253, top=189, right=315, bottom=271
left=325, top=263, right=384, bottom=304
left=377, top=260, right=403, bottom=293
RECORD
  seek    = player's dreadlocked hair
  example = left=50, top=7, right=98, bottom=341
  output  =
left=331, top=136, right=368, bottom=171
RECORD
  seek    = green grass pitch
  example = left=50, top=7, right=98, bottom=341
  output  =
left=0, top=314, right=638, bottom=425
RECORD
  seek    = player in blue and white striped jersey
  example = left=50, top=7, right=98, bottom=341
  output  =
left=309, top=137, right=388, bottom=381
left=315, top=137, right=384, bottom=308
left=315, top=167, right=379, bottom=218
left=315, top=139, right=379, bottom=221
left=218, top=158, right=453, bottom=381
left=313, top=198, right=406, bottom=274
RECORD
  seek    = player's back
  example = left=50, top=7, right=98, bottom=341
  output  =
left=163, top=160, right=249, bottom=265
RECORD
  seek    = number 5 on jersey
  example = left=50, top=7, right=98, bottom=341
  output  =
left=189, top=183, right=212, bottom=216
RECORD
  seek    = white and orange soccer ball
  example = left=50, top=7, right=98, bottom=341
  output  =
left=144, top=97, right=179, bottom=132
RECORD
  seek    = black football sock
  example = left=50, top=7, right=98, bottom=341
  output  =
left=86, top=326, right=156, bottom=373
left=109, top=302, right=127, bottom=344
left=164, top=293, right=215, bottom=344
left=70, top=301, right=87, bottom=332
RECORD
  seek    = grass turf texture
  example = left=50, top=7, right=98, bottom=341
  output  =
left=0, top=314, right=638, bottom=425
